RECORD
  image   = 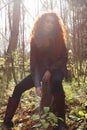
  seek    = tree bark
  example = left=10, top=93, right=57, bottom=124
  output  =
left=40, top=81, right=54, bottom=110
left=7, top=0, right=21, bottom=53
left=6, top=0, right=21, bottom=85
left=40, top=81, right=54, bottom=130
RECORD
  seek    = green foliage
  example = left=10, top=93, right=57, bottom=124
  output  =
left=0, top=50, right=30, bottom=85
left=11, top=51, right=30, bottom=82
left=0, top=50, right=87, bottom=129
left=31, top=107, right=58, bottom=129
left=78, top=111, right=87, bottom=120
left=64, top=79, right=87, bottom=129
left=67, top=50, right=87, bottom=84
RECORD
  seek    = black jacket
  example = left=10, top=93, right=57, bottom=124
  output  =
left=30, top=41, right=68, bottom=87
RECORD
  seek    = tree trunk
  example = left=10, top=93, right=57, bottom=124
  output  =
left=6, top=0, right=21, bottom=85
left=40, top=81, right=54, bottom=110
left=40, top=81, right=54, bottom=130
left=7, top=0, right=21, bottom=53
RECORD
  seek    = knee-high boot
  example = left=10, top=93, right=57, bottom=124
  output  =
left=53, top=92, right=66, bottom=130
left=3, top=97, right=20, bottom=128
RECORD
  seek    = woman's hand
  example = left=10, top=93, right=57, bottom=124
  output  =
left=36, top=87, right=42, bottom=97
left=42, top=70, right=51, bottom=82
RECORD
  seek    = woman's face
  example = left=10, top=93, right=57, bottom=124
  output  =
left=42, top=15, right=55, bottom=34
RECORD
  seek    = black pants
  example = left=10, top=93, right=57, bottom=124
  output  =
left=12, top=72, right=64, bottom=99
left=12, top=74, right=34, bottom=99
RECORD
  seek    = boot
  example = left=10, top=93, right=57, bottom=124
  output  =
left=53, top=92, right=66, bottom=130
left=3, top=97, right=20, bottom=128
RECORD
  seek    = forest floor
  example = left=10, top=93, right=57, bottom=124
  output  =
left=0, top=82, right=87, bottom=130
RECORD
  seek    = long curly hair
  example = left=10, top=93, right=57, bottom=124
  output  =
left=30, top=11, right=67, bottom=55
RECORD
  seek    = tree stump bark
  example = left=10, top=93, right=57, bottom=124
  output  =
left=40, top=81, right=54, bottom=130
left=40, top=81, right=54, bottom=110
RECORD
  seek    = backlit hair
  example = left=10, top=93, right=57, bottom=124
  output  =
left=30, top=11, right=67, bottom=55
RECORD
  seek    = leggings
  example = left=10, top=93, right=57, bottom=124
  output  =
left=12, top=72, right=64, bottom=99
left=12, top=74, right=34, bottom=99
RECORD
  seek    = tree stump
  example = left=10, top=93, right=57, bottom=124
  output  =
left=40, top=81, right=54, bottom=130
left=40, top=81, right=54, bottom=110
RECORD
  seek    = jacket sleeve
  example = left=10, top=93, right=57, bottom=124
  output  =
left=49, top=46, right=68, bottom=73
left=30, top=44, right=41, bottom=88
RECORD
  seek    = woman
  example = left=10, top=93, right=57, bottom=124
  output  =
left=3, top=11, right=68, bottom=130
